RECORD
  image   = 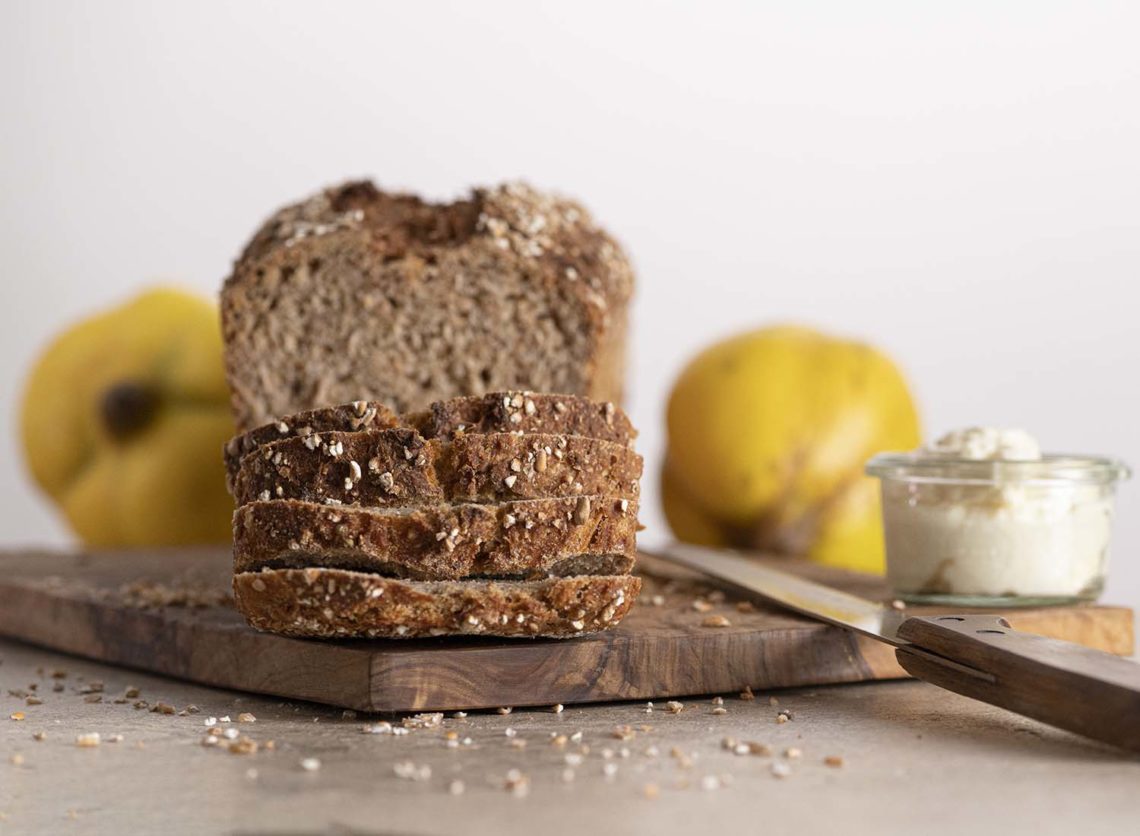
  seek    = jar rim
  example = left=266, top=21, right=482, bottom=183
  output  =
left=865, top=453, right=1131, bottom=487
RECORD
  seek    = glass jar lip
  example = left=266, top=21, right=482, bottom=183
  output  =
left=865, top=452, right=1131, bottom=487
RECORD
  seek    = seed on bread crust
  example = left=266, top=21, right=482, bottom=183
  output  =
left=573, top=497, right=591, bottom=525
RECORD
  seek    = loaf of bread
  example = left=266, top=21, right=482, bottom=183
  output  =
left=221, top=181, right=634, bottom=432
left=229, top=393, right=643, bottom=637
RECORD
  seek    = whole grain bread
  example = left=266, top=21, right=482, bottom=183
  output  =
left=405, top=391, right=636, bottom=446
left=233, top=568, right=640, bottom=638
left=221, top=181, right=634, bottom=433
left=224, top=392, right=635, bottom=490
left=223, top=400, right=400, bottom=491
left=233, top=496, right=638, bottom=579
left=233, top=429, right=642, bottom=509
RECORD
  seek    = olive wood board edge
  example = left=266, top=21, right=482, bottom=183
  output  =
left=0, top=547, right=1131, bottom=712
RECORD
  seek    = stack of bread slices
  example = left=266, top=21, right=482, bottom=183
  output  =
left=225, top=392, right=643, bottom=639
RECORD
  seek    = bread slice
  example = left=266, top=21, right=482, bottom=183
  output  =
left=223, top=392, right=635, bottom=491
left=223, top=400, right=400, bottom=492
left=233, top=496, right=638, bottom=579
left=233, top=429, right=642, bottom=509
left=221, top=181, right=634, bottom=432
left=404, top=391, right=636, bottom=446
left=233, top=568, right=640, bottom=638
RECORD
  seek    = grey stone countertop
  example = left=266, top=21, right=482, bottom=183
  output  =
left=2, top=637, right=1137, bottom=835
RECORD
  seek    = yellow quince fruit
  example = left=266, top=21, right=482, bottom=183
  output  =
left=21, top=287, right=234, bottom=547
left=663, top=325, right=920, bottom=574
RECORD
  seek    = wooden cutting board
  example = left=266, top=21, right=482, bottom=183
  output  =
left=0, top=547, right=1131, bottom=712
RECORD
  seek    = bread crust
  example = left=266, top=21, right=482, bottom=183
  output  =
left=233, top=496, right=638, bottom=579
left=405, top=391, right=636, bottom=446
left=224, top=392, right=635, bottom=490
left=233, top=429, right=643, bottom=509
left=221, top=181, right=634, bottom=431
left=233, top=568, right=641, bottom=639
left=224, top=401, right=400, bottom=491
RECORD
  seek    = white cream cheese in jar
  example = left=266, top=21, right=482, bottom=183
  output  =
left=867, top=429, right=1128, bottom=604
left=923, top=426, right=1041, bottom=462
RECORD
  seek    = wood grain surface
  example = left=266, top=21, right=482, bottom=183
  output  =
left=895, top=613, right=1140, bottom=752
left=0, top=547, right=1131, bottom=712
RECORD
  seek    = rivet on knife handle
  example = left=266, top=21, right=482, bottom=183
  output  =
left=895, top=614, right=1140, bottom=753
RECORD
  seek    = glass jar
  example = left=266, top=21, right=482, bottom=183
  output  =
left=865, top=454, right=1130, bottom=607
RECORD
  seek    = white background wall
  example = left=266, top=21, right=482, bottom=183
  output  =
left=2, top=1, right=1137, bottom=608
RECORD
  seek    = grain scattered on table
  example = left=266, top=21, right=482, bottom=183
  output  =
left=504, top=768, right=530, bottom=797
left=75, top=732, right=100, bottom=747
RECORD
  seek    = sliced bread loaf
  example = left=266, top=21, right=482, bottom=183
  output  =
left=223, top=392, right=635, bottom=490
left=221, top=181, right=634, bottom=432
left=233, top=568, right=640, bottom=638
left=233, top=429, right=642, bottom=508
left=233, top=496, right=638, bottom=579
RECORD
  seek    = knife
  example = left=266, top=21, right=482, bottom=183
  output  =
left=653, top=542, right=1140, bottom=753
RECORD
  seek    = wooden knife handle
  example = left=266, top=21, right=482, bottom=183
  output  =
left=895, top=614, right=1140, bottom=753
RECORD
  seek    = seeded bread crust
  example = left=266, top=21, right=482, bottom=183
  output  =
left=233, top=568, right=640, bottom=639
left=233, top=430, right=643, bottom=509
left=405, top=391, right=636, bottom=446
left=233, top=496, right=638, bottom=579
left=223, top=392, right=635, bottom=490
left=221, top=181, right=634, bottom=432
left=224, top=401, right=401, bottom=491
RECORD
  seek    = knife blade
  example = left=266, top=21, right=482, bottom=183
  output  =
left=652, top=541, right=910, bottom=646
left=652, top=541, right=1140, bottom=753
